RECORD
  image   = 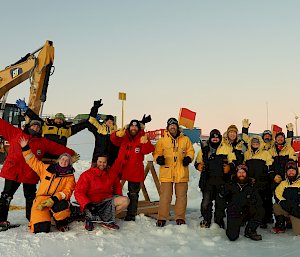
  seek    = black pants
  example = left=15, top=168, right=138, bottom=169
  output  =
left=226, top=205, right=264, bottom=241
left=258, top=188, right=273, bottom=224
left=201, top=179, right=226, bottom=224
left=126, top=182, right=141, bottom=218
left=0, top=179, right=36, bottom=222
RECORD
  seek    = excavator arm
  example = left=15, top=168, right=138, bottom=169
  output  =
left=0, top=40, right=54, bottom=115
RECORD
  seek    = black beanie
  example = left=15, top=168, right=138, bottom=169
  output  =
left=209, top=129, right=222, bottom=140
left=105, top=115, right=114, bottom=122
left=129, top=119, right=141, bottom=130
left=275, top=131, right=285, bottom=139
left=167, top=118, right=179, bottom=128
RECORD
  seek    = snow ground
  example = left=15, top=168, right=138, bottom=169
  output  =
left=0, top=131, right=299, bottom=257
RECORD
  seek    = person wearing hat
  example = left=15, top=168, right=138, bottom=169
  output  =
left=221, top=164, right=264, bottom=241
left=194, top=129, right=236, bottom=229
left=110, top=114, right=154, bottom=221
left=272, top=161, right=300, bottom=235
left=0, top=117, right=76, bottom=229
left=87, top=100, right=119, bottom=167
left=244, top=136, right=274, bottom=228
left=16, top=99, right=88, bottom=158
left=19, top=136, right=76, bottom=233
left=269, top=131, right=297, bottom=194
left=153, top=118, right=195, bottom=227
left=223, top=124, right=244, bottom=166
left=241, top=118, right=294, bottom=151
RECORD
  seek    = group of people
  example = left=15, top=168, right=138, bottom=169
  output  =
left=0, top=99, right=299, bottom=243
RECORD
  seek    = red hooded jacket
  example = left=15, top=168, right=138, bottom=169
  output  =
left=74, top=166, right=122, bottom=211
left=0, top=118, right=75, bottom=184
left=110, top=129, right=154, bottom=182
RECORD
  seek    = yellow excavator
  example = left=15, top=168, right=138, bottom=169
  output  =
left=0, top=40, right=54, bottom=163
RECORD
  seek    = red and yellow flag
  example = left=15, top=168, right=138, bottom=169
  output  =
left=178, top=108, right=196, bottom=129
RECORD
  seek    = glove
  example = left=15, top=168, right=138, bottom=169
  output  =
left=116, top=128, right=126, bottom=138
left=274, top=175, right=282, bottom=183
left=223, top=163, right=231, bottom=174
left=93, top=99, right=103, bottom=108
left=286, top=123, right=293, bottom=131
left=196, top=162, right=205, bottom=172
left=71, top=153, right=80, bottom=163
left=140, top=114, right=152, bottom=125
left=140, top=135, right=148, bottom=144
left=242, top=118, right=251, bottom=128
left=84, top=203, right=97, bottom=221
left=16, top=99, right=28, bottom=112
left=183, top=156, right=192, bottom=167
left=156, top=156, right=165, bottom=166
left=36, top=198, right=54, bottom=210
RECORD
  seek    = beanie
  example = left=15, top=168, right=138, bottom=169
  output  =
left=251, top=137, right=260, bottom=144
left=209, top=129, right=222, bottom=139
left=129, top=119, right=141, bottom=130
left=167, top=118, right=179, bottom=128
left=275, top=131, right=285, bottom=139
left=54, top=113, right=66, bottom=121
left=227, top=125, right=238, bottom=134
left=236, top=164, right=248, bottom=173
left=262, top=130, right=272, bottom=137
left=285, top=161, right=297, bottom=172
left=29, top=120, right=42, bottom=127
left=105, top=115, right=114, bottom=122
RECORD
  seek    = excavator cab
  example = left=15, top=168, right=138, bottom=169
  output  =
left=1, top=103, right=24, bottom=127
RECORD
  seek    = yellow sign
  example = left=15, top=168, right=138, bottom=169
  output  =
left=119, top=92, right=126, bottom=100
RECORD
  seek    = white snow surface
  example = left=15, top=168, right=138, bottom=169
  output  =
left=0, top=131, right=299, bottom=257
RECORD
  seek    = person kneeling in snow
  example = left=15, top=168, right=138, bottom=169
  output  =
left=19, top=137, right=77, bottom=233
left=74, top=155, right=129, bottom=231
left=220, top=164, right=264, bottom=241
left=272, top=161, right=300, bottom=235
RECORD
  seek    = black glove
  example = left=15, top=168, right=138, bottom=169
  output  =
left=156, top=156, right=165, bottom=166
left=93, top=99, right=103, bottom=108
left=140, top=114, right=152, bottom=125
left=84, top=203, right=97, bottom=221
left=182, top=156, right=192, bottom=167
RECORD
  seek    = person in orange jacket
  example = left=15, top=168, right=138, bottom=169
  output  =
left=0, top=118, right=76, bottom=229
left=19, top=136, right=76, bottom=233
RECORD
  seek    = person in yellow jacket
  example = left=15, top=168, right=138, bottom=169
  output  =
left=241, top=118, right=294, bottom=151
left=244, top=136, right=274, bottom=228
left=268, top=132, right=297, bottom=193
left=153, top=118, right=194, bottom=227
left=19, top=136, right=76, bottom=233
left=222, top=125, right=244, bottom=166
left=272, top=161, right=300, bottom=235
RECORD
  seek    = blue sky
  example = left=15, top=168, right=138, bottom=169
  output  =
left=1, top=1, right=300, bottom=134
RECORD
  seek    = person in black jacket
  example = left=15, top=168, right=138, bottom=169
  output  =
left=194, top=129, right=236, bottom=229
left=220, top=164, right=264, bottom=241
left=87, top=100, right=119, bottom=167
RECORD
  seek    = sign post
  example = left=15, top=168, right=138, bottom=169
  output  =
left=118, top=92, right=126, bottom=127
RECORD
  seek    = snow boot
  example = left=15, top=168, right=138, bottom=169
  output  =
left=85, top=220, right=94, bottom=231
left=156, top=220, right=166, bottom=227
left=125, top=192, right=139, bottom=221
left=99, top=222, right=120, bottom=231
left=272, top=215, right=286, bottom=233
left=56, top=219, right=69, bottom=232
left=176, top=219, right=186, bottom=225
left=200, top=220, right=211, bottom=228
left=0, top=221, right=10, bottom=229
left=244, top=221, right=262, bottom=241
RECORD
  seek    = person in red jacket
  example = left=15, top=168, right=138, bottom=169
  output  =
left=110, top=115, right=154, bottom=221
left=0, top=118, right=76, bottom=228
left=74, top=155, right=129, bottom=231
